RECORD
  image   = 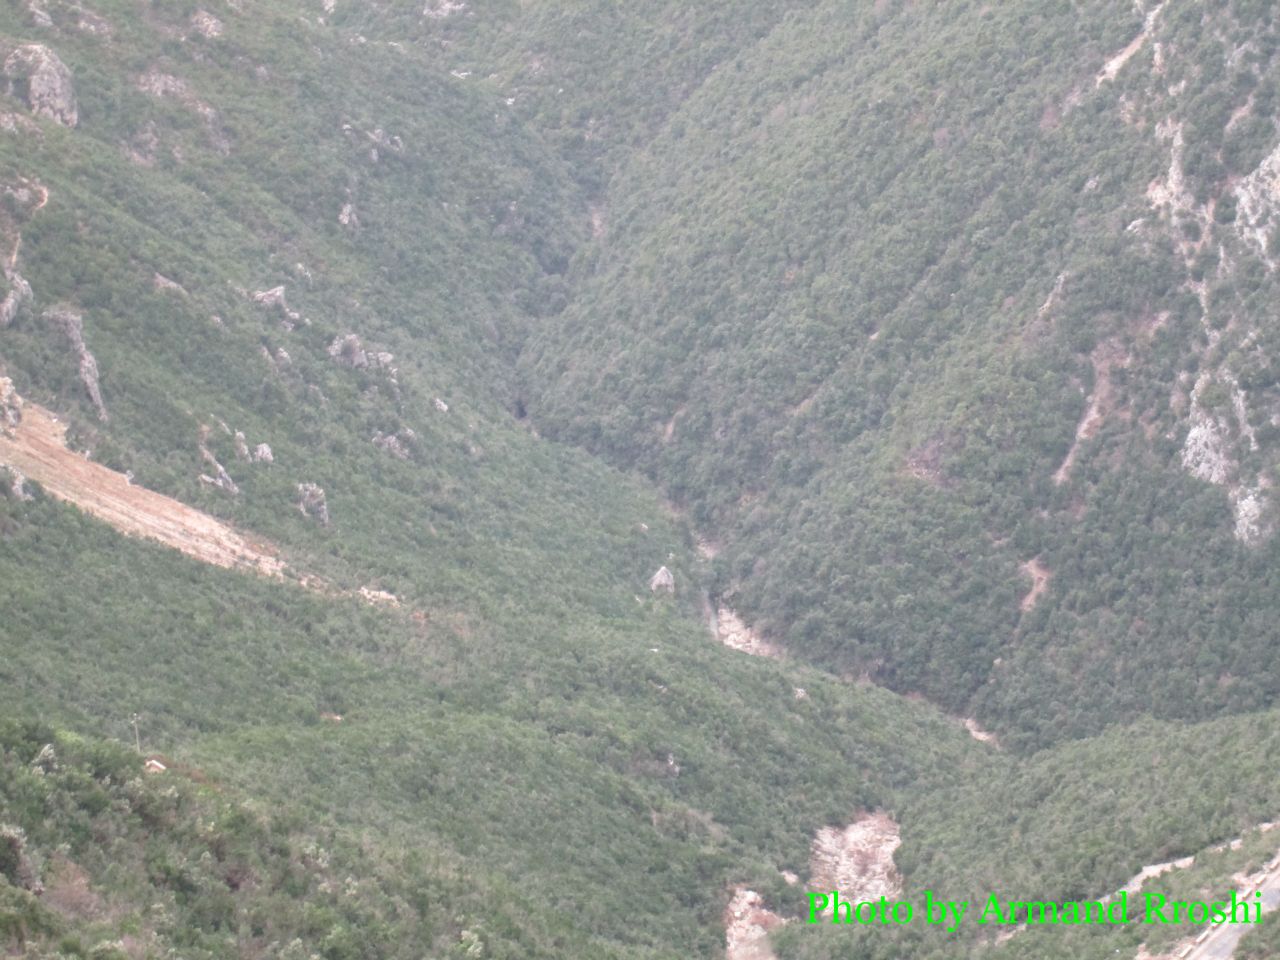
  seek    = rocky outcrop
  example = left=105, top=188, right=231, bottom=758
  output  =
left=1, top=465, right=32, bottom=500
left=423, top=0, right=467, bottom=19
left=25, top=2, right=53, bottom=29
left=252, top=285, right=304, bottom=329
left=153, top=273, right=188, bottom=297
left=3, top=178, right=49, bottom=222
left=233, top=430, right=250, bottom=461
left=1183, top=403, right=1234, bottom=485
left=125, top=120, right=160, bottom=166
left=197, top=427, right=238, bottom=494
left=0, top=824, right=42, bottom=895
left=73, top=10, right=111, bottom=37
left=372, top=428, right=415, bottom=459
left=3, top=44, right=77, bottom=127
left=0, top=377, right=22, bottom=431
left=253, top=443, right=273, bottom=463
left=191, top=10, right=223, bottom=38
left=724, top=888, right=784, bottom=960
left=649, top=566, right=675, bottom=593
left=714, top=606, right=783, bottom=658
left=1232, top=483, right=1274, bottom=545
left=357, top=586, right=398, bottom=607
left=328, top=333, right=367, bottom=368
left=0, top=273, right=31, bottom=327
left=260, top=345, right=292, bottom=374
left=45, top=307, right=107, bottom=421
left=297, top=482, right=329, bottom=524
left=366, top=127, right=402, bottom=156
left=809, top=814, right=902, bottom=904
left=135, top=69, right=228, bottom=153
left=341, top=123, right=404, bottom=164
left=0, top=111, right=39, bottom=136
left=1234, top=139, right=1280, bottom=266
left=326, top=333, right=393, bottom=373
left=433, top=397, right=449, bottom=413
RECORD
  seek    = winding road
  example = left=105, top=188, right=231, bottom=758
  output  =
left=1180, top=861, right=1280, bottom=959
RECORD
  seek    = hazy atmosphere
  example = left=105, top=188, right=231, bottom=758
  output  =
left=3, top=1, right=1280, bottom=958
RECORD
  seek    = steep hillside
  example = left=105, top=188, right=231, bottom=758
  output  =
left=6, top=1, right=1280, bottom=959
left=0, top=9, right=991, bottom=957
left=519, top=0, right=1280, bottom=747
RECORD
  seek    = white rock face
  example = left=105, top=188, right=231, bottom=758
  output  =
left=724, top=887, right=784, bottom=960
left=433, top=397, right=449, bottom=413
left=4, top=44, right=77, bottom=127
left=1180, top=374, right=1274, bottom=543
left=809, top=814, right=903, bottom=903
left=198, top=435, right=238, bottom=494
left=0, top=273, right=31, bottom=327
left=46, top=307, right=107, bottom=421
left=252, top=443, right=273, bottom=463
left=1181, top=377, right=1235, bottom=486
left=0, top=376, right=23, bottom=430
left=715, top=607, right=783, bottom=659
left=372, top=428, right=415, bottom=459
left=297, top=483, right=329, bottom=524
left=252, top=285, right=304, bottom=328
left=1234, top=488, right=1264, bottom=541
left=1235, top=139, right=1280, bottom=264
left=1233, top=484, right=1274, bottom=545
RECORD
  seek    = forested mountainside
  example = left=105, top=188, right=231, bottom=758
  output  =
left=4, top=1, right=1280, bottom=958
left=521, top=0, right=1280, bottom=748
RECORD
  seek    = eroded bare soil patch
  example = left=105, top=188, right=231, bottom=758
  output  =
left=809, top=813, right=903, bottom=900
left=0, top=400, right=290, bottom=576
left=715, top=606, right=785, bottom=659
left=0, top=394, right=404, bottom=608
left=1020, top=557, right=1051, bottom=612
left=725, top=887, right=785, bottom=960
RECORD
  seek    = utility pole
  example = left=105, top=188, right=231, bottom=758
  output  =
left=130, top=713, right=141, bottom=754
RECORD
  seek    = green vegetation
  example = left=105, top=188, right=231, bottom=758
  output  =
left=4, top=0, right=1280, bottom=957
left=519, top=0, right=1280, bottom=747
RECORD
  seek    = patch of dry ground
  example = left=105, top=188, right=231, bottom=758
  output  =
left=715, top=606, right=784, bottom=659
left=0, top=393, right=404, bottom=609
left=809, top=813, right=902, bottom=900
left=1019, top=557, right=1051, bottom=612
left=1096, top=3, right=1165, bottom=87
left=0, top=400, right=291, bottom=577
left=963, top=717, right=999, bottom=745
left=1053, top=339, right=1131, bottom=485
left=724, top=814, right=903, bottom=958
left=724, top=888, right=786, bottom=960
